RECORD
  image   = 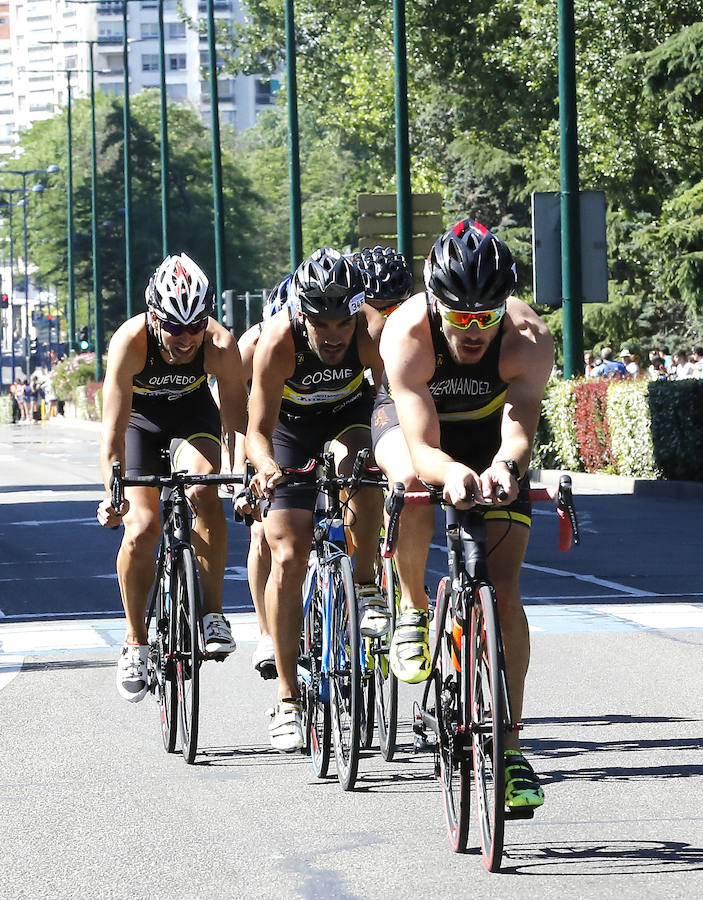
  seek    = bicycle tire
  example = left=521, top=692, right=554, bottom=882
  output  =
left=329, top=555, right=361, bottom=791
left=303, top=586, right=331, bottom=778
left=470, top=583, right=506, bottom=871
left=174, top=546, right=201, bottom=764
left=436, top=577, right=471, bottom=852
left=360, top=650, right=375, bottom=750
left=154, top=566, right=178, bottom=753
left=375, top=555, right=398, bottom=761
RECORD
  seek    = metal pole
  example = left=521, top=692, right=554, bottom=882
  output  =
left=393, top=0, right=412, bottom=261
left=66, top=69, right=76, bottom=354
left=206, top=0, right=226, bottom=321
left=89, top=42, right=103, bottom=381
left=8, top=198, right=15, bottom=381
left=122, top=1, right=133, bottom=318
left=22, top=174, right=31, bottom=378
left=158, top=0, right=169, bottom=258
left=558, top=0, right=584, bottom=378
left=285, top=0, right=302, bottom=270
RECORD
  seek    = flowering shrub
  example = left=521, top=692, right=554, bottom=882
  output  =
left=572, top=381, right=616, bottom=472
left=52, top=353, right=98, bottom=401
left=607, top=380, right=659, bottom=478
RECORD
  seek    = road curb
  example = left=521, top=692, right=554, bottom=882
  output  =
left=530, top=468, right=703, bottom=499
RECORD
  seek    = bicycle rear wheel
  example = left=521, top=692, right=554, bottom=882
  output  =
left=174, top=546, right=201, bottom=764
left=470, top=583, right=506, bottom=871
left=329, top=555, right=361, bottom=791
left=436, top=577, right=471, bottom=852
left=154, top=567, right=178, bottom=753
left=301, top=586, right=331, bottom=777
left=374, top=556, right=398, bottom=761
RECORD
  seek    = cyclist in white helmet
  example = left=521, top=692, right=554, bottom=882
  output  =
left=97, top=253, right=248, bottom=702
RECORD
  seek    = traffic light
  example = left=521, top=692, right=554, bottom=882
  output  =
left=0, top=293, right=8, bottom=309
left=30, top=337, right=39, bottom=355
left=79, top=325, right=90, bottom=351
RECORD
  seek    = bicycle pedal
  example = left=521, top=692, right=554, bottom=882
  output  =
left=413, top=732, right=435, bottom=753
left=505, top=806, right=536, bottom=820
left=257, top=664, right=278, bottom=681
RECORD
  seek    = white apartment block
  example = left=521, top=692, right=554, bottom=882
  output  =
left=0, top=0, right=276, bottom=156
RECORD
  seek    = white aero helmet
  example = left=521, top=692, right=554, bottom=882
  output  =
left=146, top=253, right=214, bottom=325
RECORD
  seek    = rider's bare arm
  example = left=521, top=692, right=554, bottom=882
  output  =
left=245, top=311, right=295, bottom=496
left=98, top=316, right=148, bottom=523
left=492, top=298, right=554, bottom=476
left=204, top=320, right=248, bottom=472
left=357, top=305, right=386, bottom=389
left=381, top=295, right=461, bottom=487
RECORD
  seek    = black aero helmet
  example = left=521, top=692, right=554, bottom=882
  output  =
left=425, top=220, right=517, bottom=311
left=351, top=246, right=414, bottom=303
left=293, top=248, right=365, bottom=319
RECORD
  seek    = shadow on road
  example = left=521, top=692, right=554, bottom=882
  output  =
left=501, top=839, right=703, bottom=875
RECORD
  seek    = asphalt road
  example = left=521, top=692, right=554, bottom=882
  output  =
left=1, top=418, right=702, bottom=899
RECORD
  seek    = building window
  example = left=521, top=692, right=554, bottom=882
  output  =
left=65, top=56, right=78, bottom=70
left=168, top=54, right=186, bottom=71
left=167, top=22, right=186, bottom=40
left=142, top=54, right=159, bottom=72
left=166, top=83, right=187, bottom=99
left=255, top=79, right=272, bottom=105
left=140, top=23, right=158, bottom=40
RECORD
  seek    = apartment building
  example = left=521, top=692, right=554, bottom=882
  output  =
left=0, top=0, right=276, bottom=156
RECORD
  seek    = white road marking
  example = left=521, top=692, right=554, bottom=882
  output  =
left=0, top=656, right=23, bottom=691
left=2, top=517, right=98, bottom=527
left=522, top=562, right=657, bottom=596
left=593, top=603, right=703, bottom=630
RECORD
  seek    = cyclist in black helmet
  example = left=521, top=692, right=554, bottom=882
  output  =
left=371, top=220, right=554, bottom=811
left=245, top=247, right=386, bottom=752
left=96, top=253, right=248, bottom=702
left=352, top=245, right=414, bottom=317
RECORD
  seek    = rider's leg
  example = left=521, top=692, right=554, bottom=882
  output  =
left=176, top=436, right=228, bottom=615
left=262, top=506, right=313, bottom=702
left=374, top=426, right=435, bottom=613
left=117, top=485, right=162, bottom=644
left=485, top=520, right=531, bottom=753
left=331, top=425, right=382, bottom=584
left=247, top=518, right=271, bottom=637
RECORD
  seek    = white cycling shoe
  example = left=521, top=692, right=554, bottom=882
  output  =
left=116, top=642, right=149, bottom=702
left=356, top=584, right=390, bottom=637
left=202, top=613, right=236, bottom=654
left=252, top=634, right=277, bottom=679
left=268, top=699, right=304, bottom=753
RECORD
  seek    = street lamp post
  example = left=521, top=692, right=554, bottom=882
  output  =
left=66, top=68, right=76, bottom=354
left=158, top=0, right=169, bottom=258
left=122, top=0, right=133, bottom=318
left=0, top=167, right=60, bottom=378
left=206, top=0, right=226, bottom=321
left=88, top=40, right=104, bottom=381
left=0, top=188, right=21, bottom=381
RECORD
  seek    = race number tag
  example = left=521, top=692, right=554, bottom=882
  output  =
left=348, top=291, right=365, bottom=315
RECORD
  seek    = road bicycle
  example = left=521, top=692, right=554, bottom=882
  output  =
left=111, top=457, right=243, bottom=764
left=286, top=450, right=385, bottom=790
left=384, top=475, right=579, bottom=869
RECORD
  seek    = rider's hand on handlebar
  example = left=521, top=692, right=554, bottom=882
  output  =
left=480, top=462, right=519, bottom=506
left=250, top=463, right=283, bottom=501
left=97, top=495, right=130, bottom=528
left=442, top=462, right=481, bottom=509
left=233, top=487, right=260, bottom=521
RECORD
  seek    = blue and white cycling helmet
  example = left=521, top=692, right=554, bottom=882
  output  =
left=262, top=274, right=293, bottom=320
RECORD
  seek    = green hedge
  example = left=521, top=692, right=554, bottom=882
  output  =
left=0, top=395, right=12, bottom=424
left=532, top=378, right=701, bottom=480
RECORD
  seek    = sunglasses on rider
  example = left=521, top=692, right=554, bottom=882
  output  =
left=377, top=301, right=403, bottom=318
left=160, top=318, right=208, bottom=336
left=435, top=299, right=506, bottom=330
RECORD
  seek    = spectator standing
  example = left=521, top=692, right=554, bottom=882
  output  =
left=619, top=348, right=641, bottom=378
left=42, top=370, right=58, bottom=418
left=691, top=346, right=703, bottom=377
left=584, top=351, right=595, bottom=377
left=591, top=347, right=627, bottom=378
left=648, top=356, right=668, bottom=380
left=672, top=349, right=695, bottom=380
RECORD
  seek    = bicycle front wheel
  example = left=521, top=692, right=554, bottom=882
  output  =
left=374, top=556, right=398, bottom=761
left=470, top=583, right=506, bottom=871
left=302, top=585, right=331, bottom=778
left=174, top=546, right=201, bottom=765
left=154, top=568, right=178, bottom=753
left=329, top=555, right=361, bottom=791
left=436, top=577, right=471, bottom=853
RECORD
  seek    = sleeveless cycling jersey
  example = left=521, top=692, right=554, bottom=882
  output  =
left=424, top=295, right=508, bottom=424
left=131, top=314, right=210, bottom=411
left=279, top=308, right=370, bottom=421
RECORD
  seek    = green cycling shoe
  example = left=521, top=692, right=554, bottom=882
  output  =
left=504, top=750, right=545, bottom=809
